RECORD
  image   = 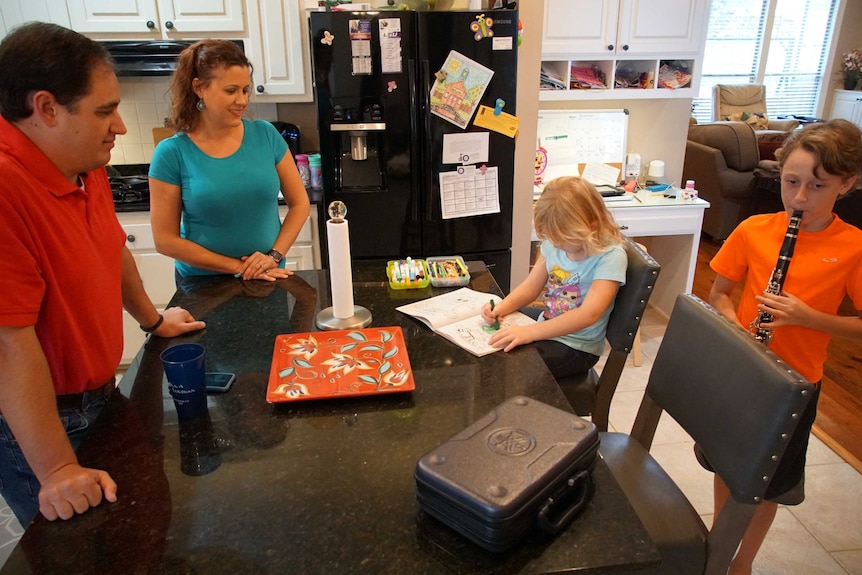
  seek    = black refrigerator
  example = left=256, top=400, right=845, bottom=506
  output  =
left=310, top=9, right=518, bottom=291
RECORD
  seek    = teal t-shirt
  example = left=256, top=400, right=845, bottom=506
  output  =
left=149, top=119, right=289, bottom=277
left=539, top=241, right=627, bottom=356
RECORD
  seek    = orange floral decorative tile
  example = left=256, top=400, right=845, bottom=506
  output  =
left=266, top=327, right=415, bottom=403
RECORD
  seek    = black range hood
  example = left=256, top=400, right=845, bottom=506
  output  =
left=102, top=40, right=244, bottom=77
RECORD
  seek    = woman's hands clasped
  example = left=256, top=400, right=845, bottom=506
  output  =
left=238, top=252, right=294, bottom=282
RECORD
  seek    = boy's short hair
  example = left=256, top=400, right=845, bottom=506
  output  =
left=533, top=176, right=623, bottom=255
left=776, top=119, right=862, bottom=182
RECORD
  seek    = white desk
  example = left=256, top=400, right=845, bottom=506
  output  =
left=531, top=191, right=710, bottom=318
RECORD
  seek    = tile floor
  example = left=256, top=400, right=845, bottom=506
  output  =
left=1, top=307, right=860, bottom=573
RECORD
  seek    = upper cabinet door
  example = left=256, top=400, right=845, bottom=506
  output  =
left=542, top=0, right=619, bottom=58
left=245, top=0, right=308, bottom=98
left=617, top=0, right=709, bottom=55
left=0, top=0, right=71, bottom=37
left=66, top=0, right=245, bottom=36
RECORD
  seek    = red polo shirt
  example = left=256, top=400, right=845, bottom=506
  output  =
left=0, top=116, right=126, bottom=395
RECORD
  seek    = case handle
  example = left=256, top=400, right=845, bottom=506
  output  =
left=536, top=470, right=593, bottom=535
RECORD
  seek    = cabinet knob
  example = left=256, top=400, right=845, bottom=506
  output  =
left=257, top=85, right=265, bottom=93
left=127, top=234, right=136, bottom=243
left=607, top=44, right=614, bottom=51
left=165, top=20, right=174, bottom=29
left=146, top=20, right=155, bottom=29
left=622, top=44, right=629, bottom=51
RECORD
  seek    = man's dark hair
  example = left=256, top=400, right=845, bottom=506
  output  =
left=0, top=22, right=113, bottom=122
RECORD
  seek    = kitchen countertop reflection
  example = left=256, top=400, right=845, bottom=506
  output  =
left=1, top=262, right=658, bottom=574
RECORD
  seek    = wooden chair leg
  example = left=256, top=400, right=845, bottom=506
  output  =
left=632, top=329, right=643, bottom=367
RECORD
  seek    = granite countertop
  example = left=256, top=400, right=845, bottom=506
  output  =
left=2, top=263, right=658, bottom=574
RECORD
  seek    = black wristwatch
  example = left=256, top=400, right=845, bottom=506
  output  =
left=267, top=249, right=284, bottom=264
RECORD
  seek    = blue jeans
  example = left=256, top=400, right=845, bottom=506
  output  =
left=0, top=394, right=111, bottom=527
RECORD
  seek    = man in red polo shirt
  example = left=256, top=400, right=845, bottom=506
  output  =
left=0, top=22, right=205, bottom=526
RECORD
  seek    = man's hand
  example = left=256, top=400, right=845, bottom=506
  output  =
left=153, top=306, right=206, bottom=337
left=38, top=463, right=117, bottom=520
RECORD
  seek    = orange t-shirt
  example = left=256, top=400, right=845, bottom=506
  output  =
left=711, top=212, right=862, bottom=382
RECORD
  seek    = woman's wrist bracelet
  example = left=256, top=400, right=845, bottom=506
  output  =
left=140, top=314, right=164, bottom=333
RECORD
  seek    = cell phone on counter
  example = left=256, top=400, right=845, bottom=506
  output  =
left=205, top=372, right=235, bottom=393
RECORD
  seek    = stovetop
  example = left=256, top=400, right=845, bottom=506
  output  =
left=108, top=164, right=149, bottom=212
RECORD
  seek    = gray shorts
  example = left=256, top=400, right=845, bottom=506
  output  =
left=694, top=382, right=820, bottom=506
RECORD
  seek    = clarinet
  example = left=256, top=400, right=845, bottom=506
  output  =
left=749, top=210, right=804, bottom=344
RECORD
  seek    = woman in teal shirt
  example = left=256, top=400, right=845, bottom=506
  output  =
left=149, top=40, right=309, bottom=282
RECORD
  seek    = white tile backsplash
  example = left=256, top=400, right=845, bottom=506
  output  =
left=111, top=78, right=279, bottom=167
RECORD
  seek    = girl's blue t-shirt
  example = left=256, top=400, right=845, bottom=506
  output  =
left=149, top=119, right=288, bottom=277
left=539, top=241, right=627, bottom=356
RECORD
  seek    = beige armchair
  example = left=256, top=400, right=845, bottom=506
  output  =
left=713, top=84, right=800, bottom=160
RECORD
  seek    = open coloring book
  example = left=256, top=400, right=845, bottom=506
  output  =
left=396, top=287, right=536, bottom=357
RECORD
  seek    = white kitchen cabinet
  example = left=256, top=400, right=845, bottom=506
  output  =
left=830, top=89, right=862, bottom=129
left=118, top=212, right=175, bottom=366
left=245, top=0, right=311, bottom=100
left=0, top=0, right=71, bottom=36
left=65, top=0, right=245, bottom=37
left=540, top=0, right=708, bottom=101
left=118, top=207, right=320, bottom=365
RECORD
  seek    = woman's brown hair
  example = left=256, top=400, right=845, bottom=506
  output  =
left=167, top=40, right=252, bottom=132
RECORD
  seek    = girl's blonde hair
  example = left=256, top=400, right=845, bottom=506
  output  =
left=167, top=39, right=252, bottom=132
left=533, top=176, right=624, bottom=256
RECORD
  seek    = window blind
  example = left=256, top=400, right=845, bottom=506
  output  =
left=692, top=0, right=837, bottom=125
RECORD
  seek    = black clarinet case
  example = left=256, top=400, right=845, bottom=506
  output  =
left=414, top=396, right=600, bottom=553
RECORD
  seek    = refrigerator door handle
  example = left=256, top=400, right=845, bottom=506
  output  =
left=408, top=59, right=421, bottom=224
left=419, top=59, right=435, bottom=222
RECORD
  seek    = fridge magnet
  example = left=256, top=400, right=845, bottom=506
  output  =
left=438, top=165, right=500, bottom=220
left=388, top=81, right=397, bottom=92
left=493, top=98, right=505, bottom=115
left=321, top=30, right=334, bottom=46
left=430, top=50, right=494, bottom=130
left=470, top=14, right=494, bottom=40
left=473, top=105, right=519, bottom=138
left=378, top=18, right=403, bottom=74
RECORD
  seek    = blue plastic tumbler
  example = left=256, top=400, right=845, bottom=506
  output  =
left=160, top=343, right=208, bottom=420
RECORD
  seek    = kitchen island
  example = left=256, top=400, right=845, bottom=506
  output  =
left=2, top=262, right=659, bottom=574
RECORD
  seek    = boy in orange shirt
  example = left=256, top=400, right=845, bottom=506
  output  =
left=706, top=119, right=862, bottom=574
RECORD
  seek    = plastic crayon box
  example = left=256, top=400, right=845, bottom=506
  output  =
left=387, top=258, right=430, bottom=290
left=427, top=256, right=470, bottom=287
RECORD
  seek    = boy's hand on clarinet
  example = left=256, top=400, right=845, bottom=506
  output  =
left=755, top=291, right=812, bottom=329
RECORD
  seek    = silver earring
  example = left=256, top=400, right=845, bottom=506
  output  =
left=196, top=100, right=205, bottom=111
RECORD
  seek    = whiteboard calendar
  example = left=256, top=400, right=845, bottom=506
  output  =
left=438, top=166, right=500, bottom=220
left=535, top=109, right=628, bottom=183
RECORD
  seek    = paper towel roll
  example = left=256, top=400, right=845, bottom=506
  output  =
left=326, top=219, right=354, bottom=319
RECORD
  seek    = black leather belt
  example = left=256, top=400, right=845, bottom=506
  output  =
left=56, top=378, right=117, bottom=411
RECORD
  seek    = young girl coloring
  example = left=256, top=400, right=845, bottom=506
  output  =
left=482, top=176, right=627, bottom=378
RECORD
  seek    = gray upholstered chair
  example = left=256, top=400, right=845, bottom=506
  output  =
left=683, top=121, right=761, bottom=241
left=600, top=294, right=816, bottom=574
left=556, top=237, right=660, bottom=432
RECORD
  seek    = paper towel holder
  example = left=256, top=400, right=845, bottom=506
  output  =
left=316, top=201, right=372, bottom=330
